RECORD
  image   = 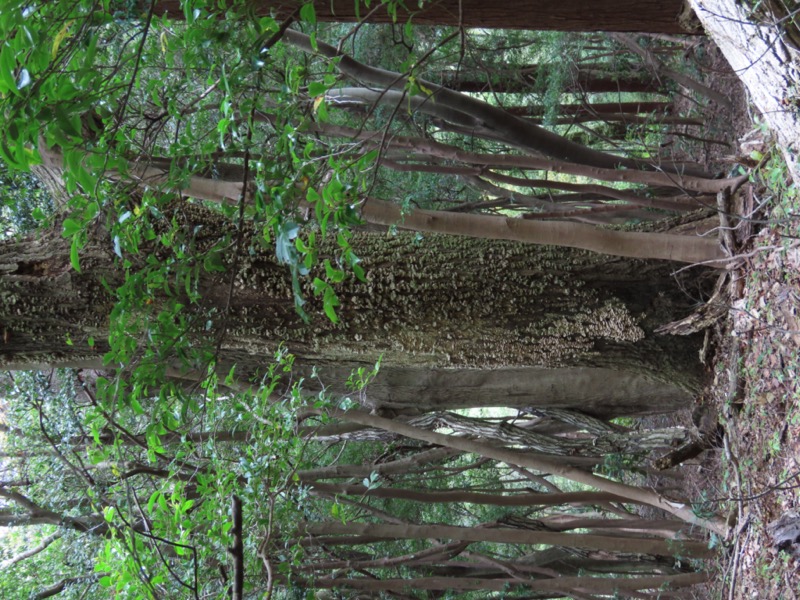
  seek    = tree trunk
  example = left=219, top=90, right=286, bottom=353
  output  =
left=308, top=410, right=690, bottom=457
left=689, top=0, right=800, bottom=184
left=306, top=482, right=642, bottom=508
left=305, top=365, right=692, bottom=417
left=310, top=572, right=707, bottom=593
left=361, top=198, right=722, bottom=264
left=0, top=205, right=707, bottom=390
left=154, top=0, right=699, bottom=33
left=299, top=521, right=712, bottom=557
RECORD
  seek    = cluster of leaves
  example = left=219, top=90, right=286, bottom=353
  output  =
left=0, top=161, right=53, bottom=236
left=1, top=352, right=335, bottom=599
left=0, top=1, right=377, bottom=597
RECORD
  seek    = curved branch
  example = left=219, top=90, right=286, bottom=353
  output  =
left=0, top=531, right=62, bottom=570
left=286, top=30, right=707, bottom=175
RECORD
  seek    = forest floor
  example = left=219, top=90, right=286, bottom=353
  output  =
left=666, top=35, right=800, bottom=600
left=710, top=174, right=800, bottom=599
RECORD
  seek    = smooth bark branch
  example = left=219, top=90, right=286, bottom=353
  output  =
left=307, top=482, right=635, bottom=507
left=308, top=122, right=742, bottom=193
left=610, top=33, right=733, bottom=110
left=311, top=572, right=707, bottom=593
left=316, top=407, right=728, bottom=535
left=229, top=496, right=244, bottom=600
left=298, top=540, right=470, bottom=572
left=440, top=65, right=668, bottom=93
left=297, top=446, right=460, bottom=481
left=361, top=197, right=725, bottom=265
left=33, top=573, right=107, bottom=600
left=299, top=521, right=712, bottom=557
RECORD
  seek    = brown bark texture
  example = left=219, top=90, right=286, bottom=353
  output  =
left=152, top=0, right=696, bottom=33
left=689, top=0, right=800, bottom=184
left=0, top=204, right=707, bottom=391
left=299, top=520, right=712, bottom=557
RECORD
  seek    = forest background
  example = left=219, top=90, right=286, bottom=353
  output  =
left=0, top=0, right=798, bottom=599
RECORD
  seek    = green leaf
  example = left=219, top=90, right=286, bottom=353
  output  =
left=203, top=251, right=226, bottom=273
left=323, top=286, right=340, bottom=324
left=353, top=263, right=366, bottom=282
left=308, top=81, right=327, bottom=97
left=70, top=235, right=81, bottom=272
left=130, top=397, right=144, bottom=415
left=148, top=491, right=160, bottom=513
left=54, top=107, right=82, bottom=138
left=0, top=46, right=18, bottom=95
left=316, top=97, right=329, bottom=121
left=300, top=3, right=316, bottom=24
left=62, top=218, right=81, bottom=237
left=324, top=259, right=345, bottom=283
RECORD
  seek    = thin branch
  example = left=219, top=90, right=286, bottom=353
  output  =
left=0, top=531, right=62, bottom=570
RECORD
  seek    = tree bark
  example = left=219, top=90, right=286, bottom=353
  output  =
left=299, top=521, right=712, bottom=557
left=153, top=0, right=699, bottom=33
left=310, top=572, right=707, bottom=593
left=306, top=482, right=640, bottom=508
left=688, top=0, right=800, bottom=184
left=0, top=207, right=708, bottom=390
left=304, top=365, right=692, bottom=417
left=362, top=197, right=723, bottom=265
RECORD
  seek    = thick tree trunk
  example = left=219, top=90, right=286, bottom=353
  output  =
left=301, top=365, right=692, bottom=417
left=153, top=0, right=698, bottom=33
left=0, top=205, right=707, bottom=390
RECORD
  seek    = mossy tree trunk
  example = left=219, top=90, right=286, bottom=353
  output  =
left=0, top=204, right=706, bottom=392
